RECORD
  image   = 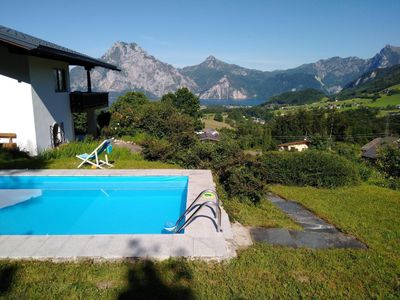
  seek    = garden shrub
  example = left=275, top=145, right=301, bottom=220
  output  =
left=220, top=165, right=266, bottom=203
left=141, top=138, right=174, bottom=162
left=261, top=150, right=360, bottom=188
left=376, top=145, right=400, bottom=178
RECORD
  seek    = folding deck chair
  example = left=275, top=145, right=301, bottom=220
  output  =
left=76, top=139, right=114, bottom=169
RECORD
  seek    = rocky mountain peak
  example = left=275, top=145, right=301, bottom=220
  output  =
left=369, top=44, right=400, bottom=70
left=202, top=55, right=224, bottom=68
left=205, top=55, right=217, bottom=62
left=70, top=40, right=197, bottom=98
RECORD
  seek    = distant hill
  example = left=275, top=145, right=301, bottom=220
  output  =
left=265, top=89, right=327, bottom=105
left=337, top=64, right=400, bottom=100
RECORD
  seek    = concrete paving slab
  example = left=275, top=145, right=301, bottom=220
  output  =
left=290, top=231, right=366, bottom=249
left=250, top=228, right=297, bottom=247
left=11, top=236, right=49, bottom=257
left=170, top=235, right=194, bottom=257
left=0, top=236, right=28, bottom=257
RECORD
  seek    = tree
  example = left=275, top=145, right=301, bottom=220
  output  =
left=161, top=88, right=200, bottom=119
left=376, top=144, right=400, bottom=178
left=115, top=91, right=148, bottom=107
left=262, top=126, right=273, bottom=152
left=214, top=112, right=223, bottom=122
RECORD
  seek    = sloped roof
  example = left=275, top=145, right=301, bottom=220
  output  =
left=196, top=128, right=220, bottom=141
left=361, top=136, right=399, bottom=159
left=277, top=140, right=310, bottom=147
left=0, top=25, right=120, bottom=70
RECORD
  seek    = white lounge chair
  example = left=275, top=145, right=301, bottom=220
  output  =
left=76, top=139, right=114, bottom=169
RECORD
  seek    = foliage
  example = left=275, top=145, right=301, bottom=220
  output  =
left=376, top=144, right=400, bottom=178
left=213, top=112, right=223, bottom=122
left=72, top=113, right=87, bottom=134
left=261, top=150, right=360, bottom=188
left=141, top=138, right=174, bottom=161
left=114, top=91, right=149, bottom=107
left=110, top=92, right=197, bottom=146
left=271, top=108, right=390, bottom=145
left=267, top=88, right=326, bottom=105
left=331, top=142, right=361, bottom=161
left=220, top=164, right=266, bottom=203
left=161, top=88, right=201, bottom=121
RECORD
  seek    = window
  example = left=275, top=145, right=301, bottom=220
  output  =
left=54, top=69, right=67, bottom=92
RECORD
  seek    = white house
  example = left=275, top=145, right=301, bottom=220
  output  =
left=277, top=139, right=310, bottom=152
left=0, top=25, right=119, bottom=155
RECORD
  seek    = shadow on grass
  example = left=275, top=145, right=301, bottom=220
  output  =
left=118, top=260, right=194, bottom=300
left=0, top=148, right=50, bottom=169
left=0, top=265, right=17, bottom=296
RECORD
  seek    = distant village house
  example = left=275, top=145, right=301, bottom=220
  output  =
left=361, top=136, right=399, bottom=159
left=277, top=139, right=310, bottom=152
left=196, top=128, right=220, bottom=142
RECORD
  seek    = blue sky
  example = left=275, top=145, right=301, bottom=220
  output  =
left=1, top=0, right=400, bottom=70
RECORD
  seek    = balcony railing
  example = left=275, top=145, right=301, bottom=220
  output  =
left=70, top=91, right=109, bottom=112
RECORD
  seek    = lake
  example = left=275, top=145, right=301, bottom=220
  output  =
left=200, top=98, right=266, bottom=106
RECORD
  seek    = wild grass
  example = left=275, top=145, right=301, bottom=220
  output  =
left=0, top=142, right=179, bottom=169
left=201, top=114, right=233, bottom=130
left=223, top=198, right=301, bottom=230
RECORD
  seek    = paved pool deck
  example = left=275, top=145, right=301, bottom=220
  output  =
left=0, top=169, right=235, bottom=260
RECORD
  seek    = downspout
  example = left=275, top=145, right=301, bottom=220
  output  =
left=85, top=67, right=92, bottom=92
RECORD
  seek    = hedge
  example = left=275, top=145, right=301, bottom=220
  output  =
left=261, top=150, right=360, bottom=188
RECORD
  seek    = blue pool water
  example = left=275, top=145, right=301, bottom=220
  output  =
left=0, top=176, right=188, bottom=235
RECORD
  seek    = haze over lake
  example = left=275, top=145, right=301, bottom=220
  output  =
left=200, top=99, right=266, bottom=106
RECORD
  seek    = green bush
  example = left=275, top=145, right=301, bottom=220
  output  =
left=141, top=138, right=174, bottom=161
left=220, top=165, right=266, bottom=203
left=260, top=150, right=360, bottom=188
left=376, top=145, right=400, bottom=178
left=214, top=112, right=223, bottom=122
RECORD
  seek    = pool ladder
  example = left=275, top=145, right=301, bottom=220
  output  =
left=167, top=189, right=222, bottom=233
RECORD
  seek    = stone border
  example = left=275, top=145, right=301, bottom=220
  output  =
left=0, top=169, right=234, bottom=260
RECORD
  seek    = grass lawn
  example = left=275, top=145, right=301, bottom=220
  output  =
left=223, top=198, right=301, bottom=230
left=0, top=184, right=399, bottom=298
left=201, top=114, right=233, bottom=130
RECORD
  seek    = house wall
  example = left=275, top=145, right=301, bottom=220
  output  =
left=0, top=46, right=38, bottom=154
left=278, top=144, right=309, bottom=152
left=29, top=56, right=74, bottom=153
left=289, top=144, right=308, bottom=151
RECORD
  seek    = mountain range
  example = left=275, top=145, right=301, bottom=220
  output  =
left=70, top=43, right=400, bottom=101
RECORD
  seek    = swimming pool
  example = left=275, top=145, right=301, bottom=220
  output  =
left=0, top=176, right=188, bottom=235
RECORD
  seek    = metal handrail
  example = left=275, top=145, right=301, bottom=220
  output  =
left=174, top=189, right=218, bottom=227
left=176, top=201, right=222, bottom=233
left=165, top=189, right=221, bottom=233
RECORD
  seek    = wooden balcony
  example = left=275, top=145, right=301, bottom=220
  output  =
left=70, top=91, right=109, bottom=112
